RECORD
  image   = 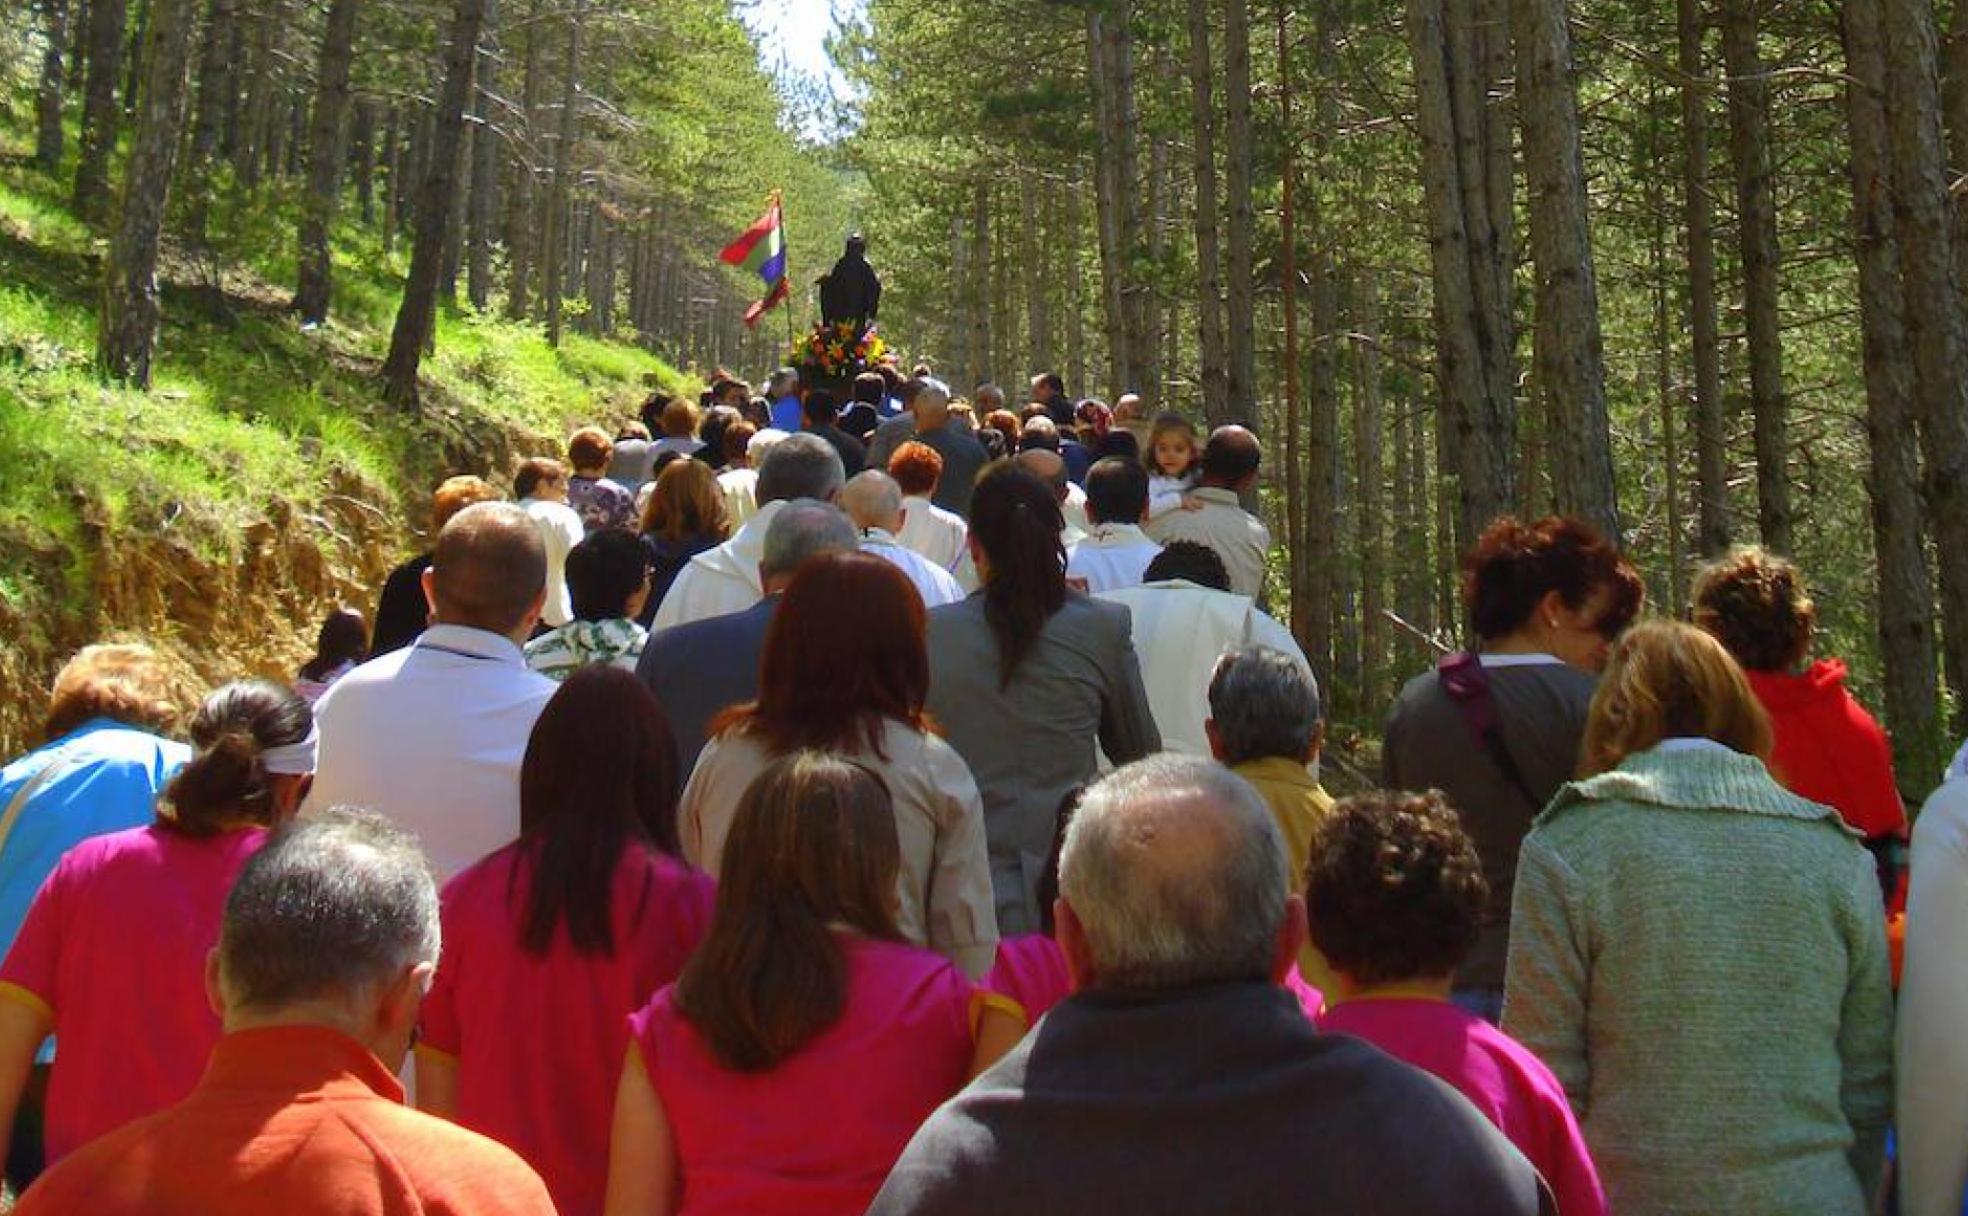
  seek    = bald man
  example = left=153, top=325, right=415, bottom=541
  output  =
left=872, top=756, right=1553, bottom=1216
left=1013, top=448, right=1090, bottom=541
left=1144, top=425, right=1272, bottom=604
left=865, top=379, right=990, bottom=516
left=841, top=471, right=964, bottom=608
left=309, top=502, right=558, bottom=880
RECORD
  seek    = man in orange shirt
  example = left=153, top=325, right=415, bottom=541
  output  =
left=15, top=809, right=554, bottom=1215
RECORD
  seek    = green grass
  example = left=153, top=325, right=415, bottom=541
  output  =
left=0, top=116, right=690, bottom=636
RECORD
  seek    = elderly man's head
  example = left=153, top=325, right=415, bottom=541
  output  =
left=1056, top=755, right=1300, bottom=991
left=1206, top=646, right=1325, bottom=767
left=755, top=431, right=847, bottom=506
left=758, top=498, right=858, bottom=594
left=1084, top=457, right=1149, bottom=526
left=974, top=383, right=1006, bottom=413
left=1013, top=448, right=1069, bottom=504
left=424, top=501, right=547, bottom=643
left=1199, top=425, right=1262, bottom=491
left=911, top=378, right=954, bottom=430
left=841, top=471, right=906, bottom=535
left=212, top=809, right=439, bottom=1071
left=1019, top=415, right=1061, bottom=453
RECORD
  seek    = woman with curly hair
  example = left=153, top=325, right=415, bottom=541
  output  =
left=1503, top=621, right=1890, bottom=1216
left=1381, top=515, right=1644, bottom=1021
left=1691, top=547, right=1905, bottom=845
left=1310, top=790, right=1603, bottom=1216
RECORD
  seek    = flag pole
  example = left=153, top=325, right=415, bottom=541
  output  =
left=776, top=190, right=794, bottom=357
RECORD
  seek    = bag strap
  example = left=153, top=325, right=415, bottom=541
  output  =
left=1436, top=651, right=1544, bottom=811
left=0, top=754, right=80, bottom=868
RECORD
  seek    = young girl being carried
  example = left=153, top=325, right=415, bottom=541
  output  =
left=1143, top=413, right=1204, bottom=523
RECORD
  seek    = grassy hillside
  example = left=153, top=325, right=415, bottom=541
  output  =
left=0, top=123, right=691, bottom=755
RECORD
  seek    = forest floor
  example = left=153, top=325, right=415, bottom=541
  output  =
left=0, top=119, right=687, bottom=757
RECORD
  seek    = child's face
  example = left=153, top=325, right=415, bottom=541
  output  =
left=1154, top=434, right=1194, bottom=476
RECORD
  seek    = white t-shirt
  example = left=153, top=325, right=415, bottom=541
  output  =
left=1067, top=523, right=1164, bottom=594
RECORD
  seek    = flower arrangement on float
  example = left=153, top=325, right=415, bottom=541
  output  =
left=791, top=320, right=887, bottom=382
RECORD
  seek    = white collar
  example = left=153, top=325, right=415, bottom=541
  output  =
left=1653, top=737, right=1738, bottom=756
left=860, top=526, right=902, bottom=547
left=1477, top=652, right=1565, bottom=669
left=1086, top=522, right=1152, bottom=546
left=415, top=623, right=526, bottom=664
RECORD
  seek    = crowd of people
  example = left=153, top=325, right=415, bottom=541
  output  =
left=0, top=358, right=1952, bottom=1215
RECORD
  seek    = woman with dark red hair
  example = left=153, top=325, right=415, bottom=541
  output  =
left=1381, top=515, right=1643, bottom=1023
left=677, top=552, right=997, bottom=978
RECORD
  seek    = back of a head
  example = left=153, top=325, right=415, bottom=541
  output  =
left=639, top=391, right=673, bottom=435
left=840, top=470, right=904, bottom=532
left=567, top=426, right=613, bottom=472
left=1581, top=619, right=1773, bottom=776
left=803, top=389, right=841, bottom=426
left=1094, top=429, right=1142, bottom=464
left=163, top=680, right=313, bottom=836
left=1013, top=448, right=1068, bottom=500
left=888, top=441, right=944, bottom=498
left=430, top=502, right=548, bottom=635
left=430, top=475, right=499, bottom=534
left=518, top=666, right=679, bottom=956
left=564, top=529, right=649, bottom=622
left=305, top=608, right=370, bottom=678
left=852, top=372, right=886, bottom=406
left=1084, top=457, right=1149, bottom=526
left=1143, top=540, right=1229, bottom=591
left=673, top=752, right=901, bottom=1070
left=723, top=421, right=757, bottom=465
left=969, top=466, right=1068, bottom=687
left=1019, top=417, right=1061, bottom=453
left=44, top=641, right=191, bottom=742
left=1200, top=425, right=1262, bottom=486
left=1690, top=545, right=1814, bottom=673
left=699, top=406, right=740, bottom=460
left=513, top=457, right=566, bottom=501
left=660, top=397, right=699, bottom=438
left=756, top=432, right=847, bottom=506
left=1462, top=514, right=1644, bottom=644
left=1207, top=647, right=1321, bottom=766
left=1060, top=754, right=1288, bottom=990
left=1304, top=789, right=1487, bottom=987
left=218, top=807, right=439, bottom=1014
left=760, top=499, right=858, bottom=582
left=641, top=455, right=731, bottom=544
left=912, top=378, right=952, bottom=426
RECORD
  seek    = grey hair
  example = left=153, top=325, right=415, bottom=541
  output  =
left=840, top=470, right=904, bottom=531
left=218, top=807, right=440, bottom=1011
left=760, top=499, right=857, bottom=579
left=1059, top=755, right=1288, bottom=990
left=756, top=432, right=846, bottom=504
left=1207, top=646, right=1322, bottom=766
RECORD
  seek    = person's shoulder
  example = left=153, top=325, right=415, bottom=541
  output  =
left=11, top=1111, right=162, bottom=1212
left=1059, top=591, right=1134, bottom=634
left=354, top=1099, right=556, bottom=1209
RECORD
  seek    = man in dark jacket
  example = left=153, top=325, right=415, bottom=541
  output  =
left=868, top=755, right=1554, bottom=1216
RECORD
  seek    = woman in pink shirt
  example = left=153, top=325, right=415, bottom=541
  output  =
left=418, top=666, right=715, bottom=1216
left=1307, top=789, right=1606, bottom=1216
left=0, top=680, right=313, bottom=1166
left=605, top=752, right=1025, bottom=1216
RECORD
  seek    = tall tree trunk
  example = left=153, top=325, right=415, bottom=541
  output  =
left=1408, top=0, right=1516, bottom=547
left=381, top=0, right=489, bottom=407
left=1224, top=0, right=1255, bottom=419
left=1087, top=7, right=1128, bottom=396
left=504, top=0, right=541, bottom=320
left=1188, top=0, right=1228, bottom=423
left=1300, top=6, right=1341, bottom=684
left=293, top=0, right=361, bottom=325
left=187, top=0, right=234, bottom=168
left=1720, top=0, right=1791, bottom=552
left=1679, top=0, right=1730, bottom=554
left=466, top=0, right=501, bottom=311
left=1512, top=0, right=1619, bottom=541
left=97, top=0, right=198, bottom=385
left=1279, top=1, right=1305, bottom=646
left=36, top=0, right=71, bottom=171
left=541, top=0, right=583, bottom=347
left=121, top=0, right=149, bottom=117
left=380, top=105, right=401, bottom=249
left=1944, top=0, right=1968, bottom=260
left=351, top=97, right=375, bottom=223
left=1108, top=6, right=1148, bottom=398
left=1021, top=171, right=1051, bottom=374
left=947, top=211, right=967, bottom=373
left=1648, top=77, right=1685, bottom=611
left=968, top=180, right=992, bottom=389
left=1356, top=269, right=1387, bottom=717
left=1844, top=0, right=1944, bottom=787
left=230, top=0, right=281, bottom=188
left=1880, top=0, right=1968, bottom=736
left=1065, top=175, right=1087, bottom=395
left=71, top=0, right=128, bottom=221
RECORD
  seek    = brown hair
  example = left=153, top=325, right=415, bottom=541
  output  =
left=430, top=475, right=500, bottom=533
left=1462, top=515, right=1644, bottom=643
left=513, top=457, right=566, bottom=500
left=567, top=426, right=614, bottom=471
left=1579, top=620, right=1774, bottom=776
left=659, top=397, right=699, bottom=438
left=160, top=681, right=312, bottom=836
left=968, top=464, right=1067, bottom=688
left=1304, top=790, right=1488, bottom=987
left=888, top=441, right=944, bottom=498
left=671, top=753, right=902, bottom=1070
left=639, top=457, right=731, bottom=543
left=1690, top=546, right=1815, bottom=672
left=722, top=421, right=757, bottom=464
left=982, top=409, right=1023, bottom=450
left=44, top=643, right=192, bottom=742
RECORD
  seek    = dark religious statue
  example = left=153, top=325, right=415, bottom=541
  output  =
left=820, top=234, right=881, bottom=330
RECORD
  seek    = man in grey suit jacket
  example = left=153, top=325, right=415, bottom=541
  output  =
left=636, top=500, right=856, bottom=786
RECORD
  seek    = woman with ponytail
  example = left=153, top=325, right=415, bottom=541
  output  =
left=0, top=680, right=312, bottom=1169
left=923, top=465, right=1159, bottom=938
left=603, top=753, right=1023, bottom=1216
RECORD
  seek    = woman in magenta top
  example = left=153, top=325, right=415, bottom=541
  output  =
left=604, top=753, right=1025, bottom=1216
left=0, top=681, right=313, bottom=1164
left=1306, top=789, right=1605, bottom=1216
left=418, top=666, right=715, bottom=1216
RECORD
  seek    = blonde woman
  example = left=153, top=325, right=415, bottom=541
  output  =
left=1502, top=620, right=1890, bottom=1216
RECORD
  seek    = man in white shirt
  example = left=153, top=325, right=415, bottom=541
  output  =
left=841, top=471, right=965, bottom=608
left=1098, top=541, right=1310, bottom=758
left=308, top=502, right=558, bottom=880
left=651, top=432, right=846, bottom=629
left=514, top=457, right=584, bottom=629
left=1068, top=457, right=1163, bottom=594
left=888, top=440, right=968, bottom=571
left=1145, top=425, right=1273, bottom=604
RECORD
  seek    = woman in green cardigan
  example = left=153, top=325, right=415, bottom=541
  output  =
left=1502, top=620, right=1891, bottom=1216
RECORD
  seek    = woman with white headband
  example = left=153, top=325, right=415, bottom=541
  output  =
left=0, top=681, right=314, bottom=1178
